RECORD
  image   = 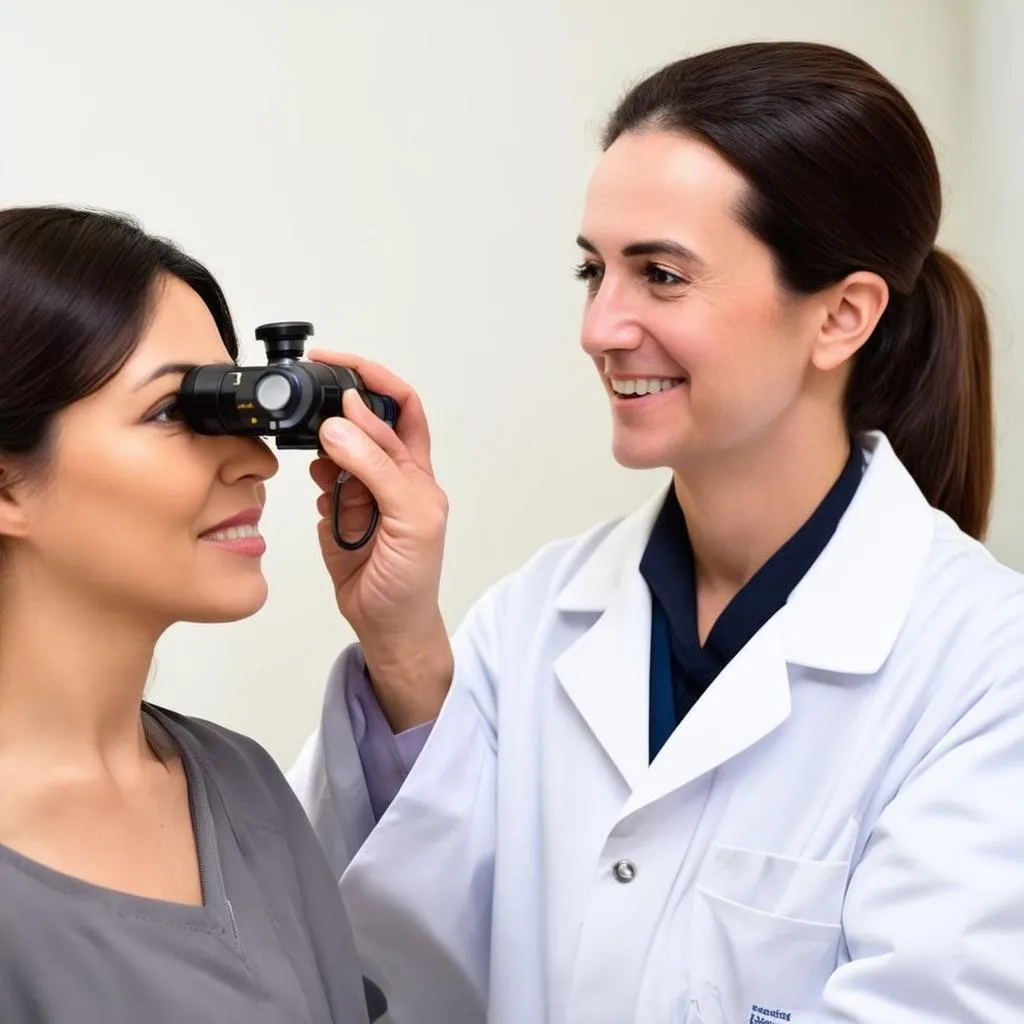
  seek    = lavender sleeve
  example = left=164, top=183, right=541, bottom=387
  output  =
left=345, top=658, right=434, bottom=820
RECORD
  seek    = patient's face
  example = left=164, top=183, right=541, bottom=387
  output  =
left=7, top=274, right=280, bottom=630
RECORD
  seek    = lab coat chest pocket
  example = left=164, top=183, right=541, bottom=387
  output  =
left=685, top=845, right=848, bottom=1024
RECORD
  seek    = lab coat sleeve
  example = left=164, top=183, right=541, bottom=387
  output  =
left=287, top=646, right=381, bottom=878
left=288, top=644, right=436, bottom=874
left=334, top=584, right=504, bottom=1024
left=823, top=665, right=1024, bottom=1021
left=347, top=666, right=435, bottom=820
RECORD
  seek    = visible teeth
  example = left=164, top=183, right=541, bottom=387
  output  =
left=205, top=523, right=260, bottom=541
left=610, top=377, right=684, bottom=396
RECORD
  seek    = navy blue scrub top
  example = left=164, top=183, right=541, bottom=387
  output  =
left=640, top=445, right=866, bottom=762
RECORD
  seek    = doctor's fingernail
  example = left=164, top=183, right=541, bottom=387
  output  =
left=322, top=418, right=355, bottom=445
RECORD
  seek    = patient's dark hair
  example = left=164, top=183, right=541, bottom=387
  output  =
left=0, top=205, right=238, bottom=465
left=604, top=41, right=993, bottom=539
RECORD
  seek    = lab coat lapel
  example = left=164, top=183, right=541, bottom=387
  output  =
left=552, top=432, right=935, bottom=812
left=552, top=481, right=796, bottom=805
left=554, top=507, right=793, bottom=809
left=623, top=433, right=936, bottom=813
left=554, top=564, right=654, bottom=791
left=623, top=613, right=792, bottom=816
left=553, top=489, right=666, bottom=792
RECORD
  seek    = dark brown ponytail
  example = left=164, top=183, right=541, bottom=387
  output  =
left=846, top=247, right=993, bottom=538
left=603, top=41, right=995, bottom=539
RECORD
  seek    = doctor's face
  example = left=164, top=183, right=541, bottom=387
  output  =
left=577, top=130, right=826, bottom=471
left=4, top=275, right=279, bottom=631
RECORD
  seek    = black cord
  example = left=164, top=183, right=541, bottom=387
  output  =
left=330, top=471, right=380, bottom=550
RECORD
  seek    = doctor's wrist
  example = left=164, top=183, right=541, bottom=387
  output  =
left=359, top=617, right=454, bottom=733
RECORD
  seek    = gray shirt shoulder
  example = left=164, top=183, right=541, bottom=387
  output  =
left=0, top=704, right=374, bottom=1024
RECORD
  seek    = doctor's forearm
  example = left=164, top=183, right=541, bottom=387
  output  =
left=360, top=612, right=454, bottom=732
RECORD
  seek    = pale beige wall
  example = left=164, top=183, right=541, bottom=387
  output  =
left=970, top=0, right=1024, bottom=566
left=0, top=0, right=1009, bottom=764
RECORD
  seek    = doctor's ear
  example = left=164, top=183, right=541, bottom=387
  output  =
left=811, top=271, right=889, bottom=373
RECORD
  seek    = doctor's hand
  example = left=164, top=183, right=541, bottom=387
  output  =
left=309, top=350, right=454, bottom=732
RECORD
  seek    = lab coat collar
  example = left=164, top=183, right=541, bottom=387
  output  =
left=553, top=433, right=936, bottom=800
left=783, top=431, right=936, bottom=673
left=553, top=487, right=666, bottom=614
left=554, top=431, right=934, bottom=676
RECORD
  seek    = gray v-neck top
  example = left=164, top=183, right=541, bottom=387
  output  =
left=0, top=705, right=372, bottom=1024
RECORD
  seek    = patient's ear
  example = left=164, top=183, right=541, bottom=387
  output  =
left=0, top=460, right=31, bottom=539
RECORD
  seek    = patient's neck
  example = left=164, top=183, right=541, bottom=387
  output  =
left=0, top=566, right=164, bottom=773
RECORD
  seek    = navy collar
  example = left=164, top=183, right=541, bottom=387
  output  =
left=640, top=445, right=866, bottom=702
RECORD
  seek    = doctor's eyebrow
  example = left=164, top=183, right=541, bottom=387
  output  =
left=576, top=234, right=705, bottom=267
left=132, top=362, right=199, bottom=390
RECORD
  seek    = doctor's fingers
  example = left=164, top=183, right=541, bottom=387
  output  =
left=310, top=455, right=343, bottom=495
left=307, top=348, right=434, bottom=472
left=315, top=476, right=371, bottom=519
left=339, top=388, right=416, bottom=465
left=316, top=413, right=437, bottom=522
left=310, top=388, right=432, bottom=495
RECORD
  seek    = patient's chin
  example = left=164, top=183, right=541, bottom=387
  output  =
left=179, top=579, right=270, bottom=625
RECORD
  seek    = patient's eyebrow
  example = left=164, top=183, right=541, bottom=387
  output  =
left=132, top=362, right=198, bottom=391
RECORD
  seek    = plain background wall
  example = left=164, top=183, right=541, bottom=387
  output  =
left=0, top=0, right=1016, bottom=766
left=973, top=0, right=1024, bottom=565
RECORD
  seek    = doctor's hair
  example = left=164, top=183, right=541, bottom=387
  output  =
left=0, top=205, right=238, bottom=468
left=603, top=41, right=993, bottom=540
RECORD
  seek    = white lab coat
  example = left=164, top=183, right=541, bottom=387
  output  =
left=289, top=432, right=1024, bottom=1023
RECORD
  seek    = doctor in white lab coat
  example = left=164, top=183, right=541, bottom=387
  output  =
left=290, top=41, right=1024, bottom=1023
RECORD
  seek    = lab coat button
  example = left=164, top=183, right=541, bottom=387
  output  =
left=613, top=858, right=637, bottom=883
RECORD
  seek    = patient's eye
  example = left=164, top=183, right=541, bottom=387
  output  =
left=146, top=398, right=185, bottom=427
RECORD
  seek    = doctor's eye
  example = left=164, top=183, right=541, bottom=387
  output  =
left=574, top=260, right=603, bottom=293
left=644, top=263, right=689, bottom=289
